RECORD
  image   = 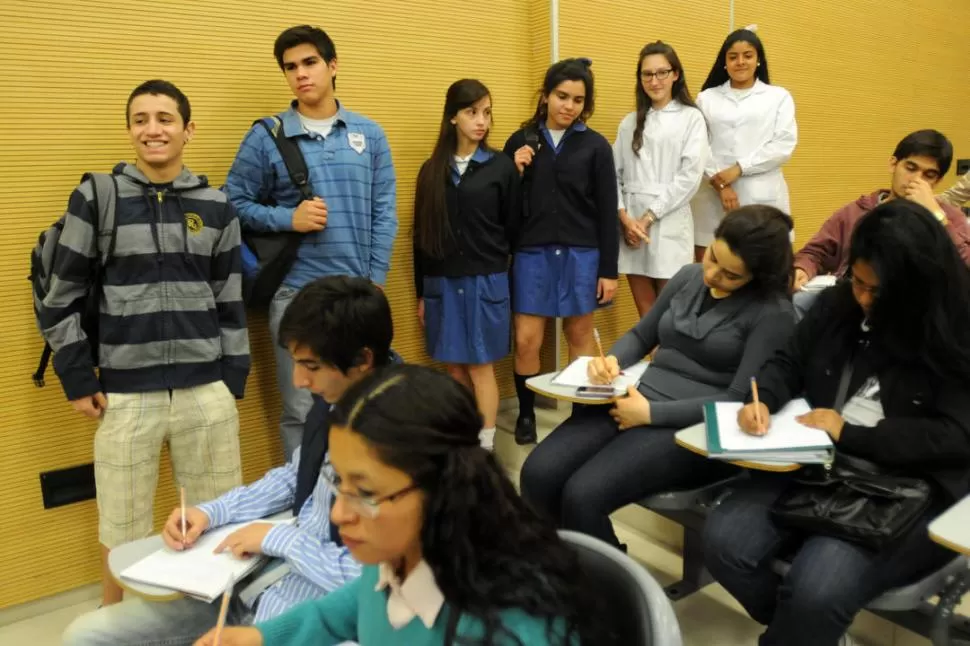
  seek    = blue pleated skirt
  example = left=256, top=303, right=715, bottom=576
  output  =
left=423, top=271, right=511, bottom=364
left=512, top=245, right=600, bottom=317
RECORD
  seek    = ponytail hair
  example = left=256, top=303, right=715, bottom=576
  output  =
left=331, top=365, right=613, bottom=646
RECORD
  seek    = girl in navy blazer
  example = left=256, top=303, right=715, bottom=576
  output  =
left=413, top=79, right=519, bottom=451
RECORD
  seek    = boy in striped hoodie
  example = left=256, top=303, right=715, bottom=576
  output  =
left=37, top=79, right=250, bottom=606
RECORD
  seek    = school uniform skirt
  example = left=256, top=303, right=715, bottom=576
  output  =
left=423, top=272, right=511, bottom=365
left=512, top=245, right=599, bottom=317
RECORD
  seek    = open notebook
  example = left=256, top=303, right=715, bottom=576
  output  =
left=551, top=357, right=649, bottom=393
left=703, top=399, right=834, bottom=464
left=120, top=518, right=295, bottom=602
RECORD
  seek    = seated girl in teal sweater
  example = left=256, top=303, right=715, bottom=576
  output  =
left=195, top=364, right=609, bottom=646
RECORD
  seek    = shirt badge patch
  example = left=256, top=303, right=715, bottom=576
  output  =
left=348, top=132, right=366, bottom=154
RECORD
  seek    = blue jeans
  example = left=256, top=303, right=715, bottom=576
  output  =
left=703, top=474, right=951, bottom=646
left=268, top=285, right=315, bottom=461
left=62, top=595, right=253, bottom=646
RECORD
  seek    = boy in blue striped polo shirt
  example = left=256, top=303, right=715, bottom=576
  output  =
left=225, top=25, right=398, bottom=460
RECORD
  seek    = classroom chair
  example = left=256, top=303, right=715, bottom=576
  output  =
left=560, top=529, right=683, bottom=646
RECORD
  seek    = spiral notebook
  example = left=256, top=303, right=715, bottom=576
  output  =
left=120, top=518, right=295, bottom=602
left=703, top=399, right=834, bottom=464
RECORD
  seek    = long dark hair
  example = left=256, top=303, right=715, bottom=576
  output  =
left=331, top=365, right=612, bottom=646
left=714, top=204, right=793, bottom=297
left=414, top=79, right=492, bottom=258
left=847, top=200, right=970, bottom=381
left=522, top=57, right=595, bottom=129
left=632, top=41, right=696, bottom=154
left=701, top=29, right=770, bottom=91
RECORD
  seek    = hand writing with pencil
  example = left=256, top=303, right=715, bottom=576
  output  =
left=737, top=402, right=771, bottom=436
left=587, top=355, right=620, bottom=385
left=215, top=522, right=276, bottom=558
left=195, top=572, right=237, bottom=646
left=162, top=506, right=210, bottom=550
left=194, top=626, right=263, bottom=646
left=194, top=626, right=262, bottom=646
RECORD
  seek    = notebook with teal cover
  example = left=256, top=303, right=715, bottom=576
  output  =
left=703, top=399, right=833, bottom=464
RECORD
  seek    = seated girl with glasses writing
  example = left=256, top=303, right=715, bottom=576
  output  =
left=195, top=364, right=611, bottom=646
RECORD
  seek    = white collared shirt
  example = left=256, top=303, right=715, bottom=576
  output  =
left=696, top=79, right=797, bottom=178
left=375, top=560, right=446, bottom=629
left=612, top=100, right=709, bottom=219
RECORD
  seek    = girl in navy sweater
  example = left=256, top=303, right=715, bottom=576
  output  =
left=504, top=59, right=619, bottom=444
left=413, top=79, right=519, bottom=451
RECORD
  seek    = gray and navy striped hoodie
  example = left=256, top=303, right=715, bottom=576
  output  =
left=39, top=162, right=250, bottom=401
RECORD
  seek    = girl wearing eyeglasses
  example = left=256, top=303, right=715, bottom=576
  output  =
left=196, top=364, right=608, bottom=646
left=691, top=28, right=797, bottom=261
left=613, top=41, right=708, bottom=317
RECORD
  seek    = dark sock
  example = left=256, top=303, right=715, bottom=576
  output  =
left=514, top=371, right=538, bottom=419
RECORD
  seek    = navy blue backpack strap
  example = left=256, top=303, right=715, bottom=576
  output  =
left=254, top=116, right=313, bottom=202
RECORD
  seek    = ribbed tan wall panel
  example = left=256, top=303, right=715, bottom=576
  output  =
left=735, top=0, right=970, bottom=248
left=0, top=0, right=535, bottom=608
left=525, top=1, right=563, bottom=375
left=558, top=0, right=731, bottom=353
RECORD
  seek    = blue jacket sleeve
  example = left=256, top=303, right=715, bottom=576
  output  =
left=225, top=125, right=298, bottom=232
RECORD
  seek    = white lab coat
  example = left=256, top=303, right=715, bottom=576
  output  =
left=613, top=101, right=708, bottom=279
left=691, top=80, right=798, bottom=246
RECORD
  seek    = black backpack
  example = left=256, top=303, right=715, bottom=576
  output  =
left=30, top=173, right=119, bottom=387
left=242, top=116, right=313, bottom=308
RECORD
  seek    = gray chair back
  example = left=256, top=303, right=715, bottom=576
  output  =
left=560, top=530, right=683, bottom=646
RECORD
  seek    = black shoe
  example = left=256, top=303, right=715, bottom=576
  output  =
left=515, top=415, right=537, bottom=445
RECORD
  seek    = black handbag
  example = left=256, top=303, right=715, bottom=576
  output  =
left=769, top=360, right=934, bottom=550
left=241, top=117, right=311, bottom=309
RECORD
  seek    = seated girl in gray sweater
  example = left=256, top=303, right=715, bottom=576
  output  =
left=521, top=204, right=796, bottom=548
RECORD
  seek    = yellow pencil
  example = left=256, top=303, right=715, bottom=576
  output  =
left=213, top=573, right=234, bottom=646
left=593, top=328, right=606, bottom=361
left=180, top=486, right=187, bottom=541
left=751, top=377, right=764, bottom=433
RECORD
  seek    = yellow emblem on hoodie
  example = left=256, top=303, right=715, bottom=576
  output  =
left=185, top=212, right=203, bottom=234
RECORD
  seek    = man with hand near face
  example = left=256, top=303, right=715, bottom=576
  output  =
left=792, top=129, right=970, bottom=318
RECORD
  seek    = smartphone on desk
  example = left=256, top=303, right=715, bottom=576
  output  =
left=575, top=385, right=616, bottom=399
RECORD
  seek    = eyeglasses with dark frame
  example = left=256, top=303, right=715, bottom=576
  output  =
left=641, top=68, right=674, bottom=81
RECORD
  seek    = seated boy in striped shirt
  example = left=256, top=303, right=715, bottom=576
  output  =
left=63, top=277, right=396, bottom=646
